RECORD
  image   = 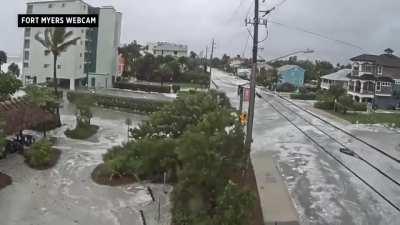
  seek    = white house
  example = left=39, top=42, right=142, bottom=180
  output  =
left=320, top=69, right=351, bottom=90
left=146, top=42, right=188, bottom=57
left=22, top=0, right=122, bottom=90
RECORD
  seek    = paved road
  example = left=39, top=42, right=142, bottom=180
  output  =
left=0, top=97, right=171, bottom=225
left=212, top=69, right=400, bottom=225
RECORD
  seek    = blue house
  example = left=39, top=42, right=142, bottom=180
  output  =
left=277, top=65, right=305, bottom=87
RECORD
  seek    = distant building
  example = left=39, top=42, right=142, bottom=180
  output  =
left=229, top=58, right=246, bottom=69
left=348, top=52, right=400, bottom=108
left=117, top=53, right=127, bottom=77
left=22, top=0, right=122, bottom=90
left=146, top=42, right=188, bottom=57
left=320, top=69, right=351, bottom=90
left=237, top=68, right=252, bottom=80
left=277, top=65, right=305, bottom=87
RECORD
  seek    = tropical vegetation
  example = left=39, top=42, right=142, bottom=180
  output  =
left=0, top=73, right=22, bottom=101
left=65, top=95, right=98, bottom=140
left=35, top=27, right=81, bottom=124
left=94, top=90, right=256, bottom=224
left=24, top=139, right=60, bottom=170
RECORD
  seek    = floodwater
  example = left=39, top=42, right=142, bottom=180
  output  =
left=0, top=95, right=171, bottom=225
left=212, top=69, right=400, bottom=225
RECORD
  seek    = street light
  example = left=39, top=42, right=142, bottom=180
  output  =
left=259, top=48, right=314, bottom=63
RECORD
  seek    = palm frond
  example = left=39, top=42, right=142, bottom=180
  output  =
left=34, top=32, right=49, bottom=48
left=53, top=27, right=66, bottom=45
left=57, top=37, right=81, bottom=53
left=44, top=28, right=52, bottom=47
left=63, top=30, right=74, bottom=40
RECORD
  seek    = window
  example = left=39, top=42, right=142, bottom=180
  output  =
left=174, top=51, right=178, bottom=55
left=57, top=65, right=61, bottom=69
left=44, top=50, right=50, bottom=55
left=361, top=63, right=374, bottom=73
left=44, top=64, right=50, bottom=68
left=27, top=5, right=33, bottom=14
left=395, top=80, right=400, bottom=85
left=377, top=66, right=383, bottom=75
left=376, top=82, right=381, bottom=91
left=25, top=28, right=31, bottom=37
left=48, top=3, right=53, bottom=8
left=62, top=3, right=66, bottom=7
left=23, top=62, right=29, bottom=68
left=80, top=53, right=83, bottom=57
left=24, top=51, right=29, bottom=60
left=24, top=40, right=30, bottom=49
left=382, top=82, right=391, bottom=87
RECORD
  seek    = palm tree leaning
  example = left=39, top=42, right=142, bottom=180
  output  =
left=35, top=27, right=80, bottom=125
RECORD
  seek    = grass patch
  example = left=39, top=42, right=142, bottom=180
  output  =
left=0, top=172, right=12, bottom=190
left=24, top=140, right=61, bottom=170
left=326, top=111, right=400, bottom=127
left=65, top=124, right=99, bottom=140
left=91, top=163, right=137, bottom=186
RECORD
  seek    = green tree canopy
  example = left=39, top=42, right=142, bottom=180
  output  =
left=8, top=63, right=20, bottom=77
left=0, top=73, right=22, bottom=101
left=0, top=51, right=6, bottom=74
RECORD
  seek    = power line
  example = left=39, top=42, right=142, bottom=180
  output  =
left=260, top=94, right=400, bottom=212
left=269, top=20, right=365, bottom=51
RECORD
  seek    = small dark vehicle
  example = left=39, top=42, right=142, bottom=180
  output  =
left=339, top=147, right=356, bottom=157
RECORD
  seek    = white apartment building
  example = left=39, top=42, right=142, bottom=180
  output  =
left=146, top=42, right=188, bottom=57
left=22, top=0, right=122, bottom=90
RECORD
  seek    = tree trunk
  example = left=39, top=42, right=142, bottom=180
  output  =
left=53, top=54, right=61, bottom=127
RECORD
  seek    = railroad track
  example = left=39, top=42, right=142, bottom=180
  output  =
left=259, top=91, right=400, bottom=212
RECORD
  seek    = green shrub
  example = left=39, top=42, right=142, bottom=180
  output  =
left=25, top=139, right=60, bottom=169
left=67, top=91, right=169, bottom=114
left=115, top=82, right=180, bottom=93
left=277, top=82, right=296, bottom=92
left=290, top=92, right=316, bottom=100
left=175, top=71, right=210, bottom=85
left=65, top=124, right=99, bottom=140
left=352, top=102, right=367, bottom=111
left=314, top=101, right=334, bottom=110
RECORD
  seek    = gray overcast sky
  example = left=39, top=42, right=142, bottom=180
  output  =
left=1, top=0, right=400, bottom=64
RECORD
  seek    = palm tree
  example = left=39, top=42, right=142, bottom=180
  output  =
left=35, top=28, right=80, bottom=124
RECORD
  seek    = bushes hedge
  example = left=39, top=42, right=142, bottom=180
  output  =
left=115, top=82, right=180, bottom=93
left=290, top=92, right=317, bottom=100
left=67, top=91, right=169, bottom=114
left=24, top=139, right=60, bottom=170
left=277, top=82, right=297, bottom=92
left=314, top=101, right=334, bottom=110
left=175, top=70, right=210, bottom=85
left=65, top=124, right=99, bottom=140
left=95, top=90, right=256, bottom=225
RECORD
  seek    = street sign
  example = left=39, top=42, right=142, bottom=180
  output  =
left=240, top=113, right=248, bottom=125
left=244, top=87, right=250, bottom=102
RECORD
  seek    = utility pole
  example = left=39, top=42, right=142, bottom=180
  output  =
left=245, top=1, right=274, bottom=149
left=204, top=46, right=208, bottom=73
left=244, top=0, right=260, bottom=149
left=209, top=39, right=215, bottom=73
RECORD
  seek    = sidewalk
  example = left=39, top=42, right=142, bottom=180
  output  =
left=252, top=151, right=300, bottom=225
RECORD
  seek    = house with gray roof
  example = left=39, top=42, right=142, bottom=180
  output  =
left=348, top=51, right=400, bottom=109
left=320, top=69, right=351, bottom=90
